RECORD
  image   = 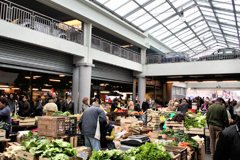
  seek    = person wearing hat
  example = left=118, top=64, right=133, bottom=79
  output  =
left=206, top=97, right=229, bottom=158
left=79, top=98, right=107, bottom=151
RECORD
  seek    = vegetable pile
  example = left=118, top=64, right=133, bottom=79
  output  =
left=21, top=132, right=76, bottom=160
left=90, top=142, right=172, bottom=160
left=52, top=111, right=71, bottom=116
left=184, top=113, right=207, bottom=130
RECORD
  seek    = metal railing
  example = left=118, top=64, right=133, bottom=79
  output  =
left=0, top=0, right=83, bottom=44
left=92, top=35, right=141, bottom=63
left=147, top=53, right=240, bottom=64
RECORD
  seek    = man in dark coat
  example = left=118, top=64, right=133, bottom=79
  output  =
left=79, top=98, right=106, bottom=151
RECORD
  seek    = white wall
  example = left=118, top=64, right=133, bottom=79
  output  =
left=145, top=59, right=240, bottom=76
left=187, top=81, right=240, bottom=89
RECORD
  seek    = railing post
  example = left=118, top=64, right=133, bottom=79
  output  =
left=110, top=42, right=113, bottom=54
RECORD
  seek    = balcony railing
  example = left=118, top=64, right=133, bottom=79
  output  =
left=0, top=0, right=83, bottom=44
left=147, top=52, right=240, bottom=64
left=92, top=35, right=141, bottom=63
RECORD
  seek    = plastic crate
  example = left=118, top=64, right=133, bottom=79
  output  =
left=65, top=117, right=78, bottom=136
left=38, top=116, right=65, bottom=138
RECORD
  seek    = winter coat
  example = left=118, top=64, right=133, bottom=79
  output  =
left=214, top=124, right=240, bottom=160
left=79, top=105, right=106, bottom=138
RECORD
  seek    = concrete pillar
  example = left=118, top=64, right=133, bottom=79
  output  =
left=78, top=64, right=93, bottom=113
left=84, top=23, right=92, bottom=48
left=138, top=76, right=146, bottom=105
left=72, top=65, right=80, bottom=114
left=132, top=78, right=137, bottom=102
left=141, top=48, right=147, bottom=64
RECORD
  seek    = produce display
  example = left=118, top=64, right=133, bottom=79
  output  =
left=20, top=132, right=76, bottom=160
left=90, top=142, right=172, bottom=160
left=184, top=113, right=207, bottom=130
left=161, top=130, right=199, bottom=151
left=2, top=144, right=22, bottom=159
left=52, top=111, right=71, bottom=116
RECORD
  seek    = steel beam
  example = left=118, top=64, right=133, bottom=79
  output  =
left=133, top=0, right=196, bottom=54
left=166, top=0, right=207, bottom=50
left=231, top=0, right=240, bottom=47
left=208, top=0, right=229, bottom=48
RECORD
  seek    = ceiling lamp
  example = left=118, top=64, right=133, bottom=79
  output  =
left=44, top=84, right=52, bottom=87
left=25, top=76, right=31, bottom=79
left=59, top=75, right=65, bottom=77
left=178, top=10, right=186, bottom=23
left=49, top=79, right=61, bottom=82
left=33, top=76, right=41, bottom=79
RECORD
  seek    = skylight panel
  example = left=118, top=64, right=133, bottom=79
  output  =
left=156, top=8, right=175, bottom=21
left=145, top=1, right=165, bottom=11
left=126, top=9, right=146, bottom=21
left=134, top=0, right=149, bottom=5
left=96, top=0, right=109, bottom=4
left=105, top=0, right=130, bottom=11
left=115, top=1, right=138, bottom=16
left=132, top=14, right=152, bottom=26
left=148, top=25, right=163, bottom=34
left=212, top=1, right=233, bottom=10
left=139, top=19, right=158, bottom=31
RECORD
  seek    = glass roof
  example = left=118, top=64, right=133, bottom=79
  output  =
left=91, top=0, right=240, bottom=57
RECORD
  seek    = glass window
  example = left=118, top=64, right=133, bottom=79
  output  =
left=126, top=9, right=146, bottom=21
left=105, top=0, right=131, bottom=11
left=139, top=19, right=158, bottom=31
left=132, top=14, right=152, bottom=26
left=115, top=1, right=138, bottom=16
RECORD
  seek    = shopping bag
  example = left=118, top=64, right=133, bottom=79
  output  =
left=94, top=117, right=101, bottom=140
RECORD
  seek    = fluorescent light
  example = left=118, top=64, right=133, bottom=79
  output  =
left=167, top=81, right=180, bottom=83
left=59, top=75, right=65, bottom=77
left=12, top=88, right=20, bottom=90
left=121, top=45, right=133, bottom=48
left=25, top=76, right=31, bottom=79
left=32, top=88, right=39, bottom=91
left=69, top=81, right=72, bottom=84
left=100, top=91, right=110, bottom=94
left=0, top=88, right=9, bottom=90
left=49, top=79, right=61, bottom=82
left=44, top=84, right=52, bottom=87
left=42, top=89, right=51, bottom=92
left=0, top=85, right=9, bottom=88
left=33, top=76, right=41, bottom=79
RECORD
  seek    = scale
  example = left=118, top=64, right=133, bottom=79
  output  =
left=120, top=135, right=150, bottom=147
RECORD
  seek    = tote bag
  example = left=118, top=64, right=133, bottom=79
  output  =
left=94, top=117, right=101, bottom=140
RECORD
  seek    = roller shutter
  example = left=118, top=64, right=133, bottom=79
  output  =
left=92, top=61, right=133, bottom=83
left=0, top=37, right=73, bottom=75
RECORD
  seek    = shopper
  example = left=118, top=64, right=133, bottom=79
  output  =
left=206, top=97, right=229, bottom=158
left=134, top=100, right=141, bottom=112
left=79, top=98, right=107, bottom=151
left=110, top=98, right=120, bottom=112
left=214, top=110, right=240, bottom=160
left=0, top=97, right=11, bottom=137
left=200, top=100, right=209, bottom=111
left=142, top=99, right=149, bottom=112
left=8, top=94, right=16, bottom=114
left=62, top=95, right=74, bottom=114
left=18, top=96, right=31, bottom=117
left=127, top=101, right=134, bottom=110
left=56, top=97, right=63, bottom=111
left=101, top=116, right=115, bottom=150
left=35, top=98, right=43, bottom=116
left=43, top=98, right=58, bottom=114
left=81, top=97, right=90, bottom=113
left=177, top=99, right=188, bottom=113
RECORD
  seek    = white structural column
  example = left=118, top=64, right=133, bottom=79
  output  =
left=137, top=48, right=147, bottom=104
left=72, top=22, right=93, bottom=113
left=138, top=76, right=146, bottom=105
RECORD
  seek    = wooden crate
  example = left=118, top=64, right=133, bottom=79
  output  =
left=184, top=128, right=204, bottom=135
left=19, top=118, right=36, bottom=126
left=38, top=116, right=65, bottom=138
left=166, top=121, right=184, bottom=127
left=17, top=150, right=36, bottom=160
left=197, top=143, right=205, bottom=160
left=205, top=129, right=210, bottom=137
left=166, top=145, right=187, bottom=160
left=0, top=129, right=6, bottom=140
left=173, top=153, right=181, bottom=160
